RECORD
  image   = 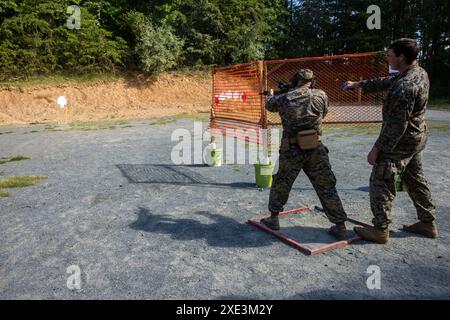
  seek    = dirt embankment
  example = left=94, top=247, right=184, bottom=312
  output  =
left=0, top=73, right=212, bottom=125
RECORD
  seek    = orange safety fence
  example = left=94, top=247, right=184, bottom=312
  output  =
left=210, top=52, right=388, bottom=149
left=212, top=61, right=263, bottom=125
left=212, top=52, right=388, bottom=127
left=265, top=52, right=388, bottom=126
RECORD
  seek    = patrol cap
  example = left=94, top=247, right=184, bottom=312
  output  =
left=296, top=68, right=314, bottom=80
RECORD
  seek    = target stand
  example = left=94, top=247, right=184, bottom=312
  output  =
left=248, top=206, right=372, bottom=255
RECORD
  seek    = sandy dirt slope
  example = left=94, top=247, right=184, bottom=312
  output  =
left=0, top=73, right=211, bottom=125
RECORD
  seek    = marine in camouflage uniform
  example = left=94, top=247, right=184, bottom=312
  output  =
left=261, top=69, right=348, bottom=239
left=352, top=60, right=437, bottom=243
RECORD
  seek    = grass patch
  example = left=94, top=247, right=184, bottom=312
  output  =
left=0, top=156, right=31, bottom=165
left=175, top=68, right=212, bottom=79
left=429, top=98, right=450, bottom=110
left=0, top=72, right=121, bottom=88
left=113, top=120, right=129, bottom=126
left=428, top=123, right=450, bottom=132
left=106, top=125, right=117, bottom=130
left=44, top=124, right=59, bottom=131
left=0, top=175, right=47, bottom=189
left=65, top=126, right=97, bottom=131
left=69, top=119, right=129, bottom=131
left=148, top=112, right=209, bottom=126
left=324, top=122, right=450, bottom=135
left=171, top=112, right=210, bottom=121
left=0, top=69, right=212, bottom=89
left=231, top=164, right=241, bottom=172
left=324, top=124, right=381, bottom=136
left=0, top=131, right=13, bottom=135
left=0, top=190, right=10, bottom=197
left=149, top=118, right=177, bottom=125
left=69, top=120, right=101, bottom=127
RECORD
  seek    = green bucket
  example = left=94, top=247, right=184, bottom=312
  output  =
left=254, top=162, right=275, bottom=188
left=209, top=148, right=222, bottom=167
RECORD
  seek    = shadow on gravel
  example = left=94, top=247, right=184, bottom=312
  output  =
left=216, top=280, right=450, bottom=300
left=288, top=291, right=445, bottom=300
left=388, top=230, right=431, bottom=239
left=117, top=163, right=371, bottom=192
left=117, top=164, right=258, bottom=190
left=129, top=207, right=362, bottom=251
left=130, top=207, right=275, bottom=248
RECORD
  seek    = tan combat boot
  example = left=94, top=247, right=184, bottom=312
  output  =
left=354, top=226, right=389, bottom=244
left=402, top=221, right=438, bottom=238
left=260, top=214, right=280, bottom=231
left=328, top=222, right=347, bottom=241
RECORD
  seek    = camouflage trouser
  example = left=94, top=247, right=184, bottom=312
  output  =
left=370, top=149, right=436, bottom=229
left=268, top=143, right=347, bottom=224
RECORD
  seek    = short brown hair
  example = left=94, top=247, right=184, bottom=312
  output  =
left=388, top=38, right=420, bottom=64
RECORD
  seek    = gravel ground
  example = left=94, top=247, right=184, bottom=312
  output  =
left=0, top=110, right=449, bottom=300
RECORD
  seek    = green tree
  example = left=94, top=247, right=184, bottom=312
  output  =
left=154, top=0, right=284, bottom=66
left=124, top=11, right=183, bottom=74
left=0, top=0, right=127, bottom=79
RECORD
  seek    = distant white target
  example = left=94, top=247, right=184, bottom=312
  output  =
left=57, top=96, right=67, bottom=108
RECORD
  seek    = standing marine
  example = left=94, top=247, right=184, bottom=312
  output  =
left=344, top=38, right=437, bottom=243
left=261, top=69, right=348, bottom=241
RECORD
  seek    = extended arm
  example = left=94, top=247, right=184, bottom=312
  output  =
left=359, top=75, right=397, bottom=94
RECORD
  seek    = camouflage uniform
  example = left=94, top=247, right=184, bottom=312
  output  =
left=359, top=64, right=436, bottom=229
left=266, top=70, right=347, bottom=224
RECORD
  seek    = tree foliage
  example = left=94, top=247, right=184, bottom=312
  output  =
left=0, top=0, right=448, bottom=96
left=0, top=0, right=127, bottom=78
left=124, top=11, right=183, bottom=74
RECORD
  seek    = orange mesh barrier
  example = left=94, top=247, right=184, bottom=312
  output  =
left=264, top=52, right=388, bottom=125
left=212, top=61, right=263, bottom=125
left=210, top=52, right=388, bottom=149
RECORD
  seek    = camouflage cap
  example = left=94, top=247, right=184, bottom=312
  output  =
left=296, top=68, right=314, bottom=80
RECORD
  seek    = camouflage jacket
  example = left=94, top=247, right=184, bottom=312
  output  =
left=265, top=86, right=328, bottom=140
left=360, top=65, right=429, bottom=156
